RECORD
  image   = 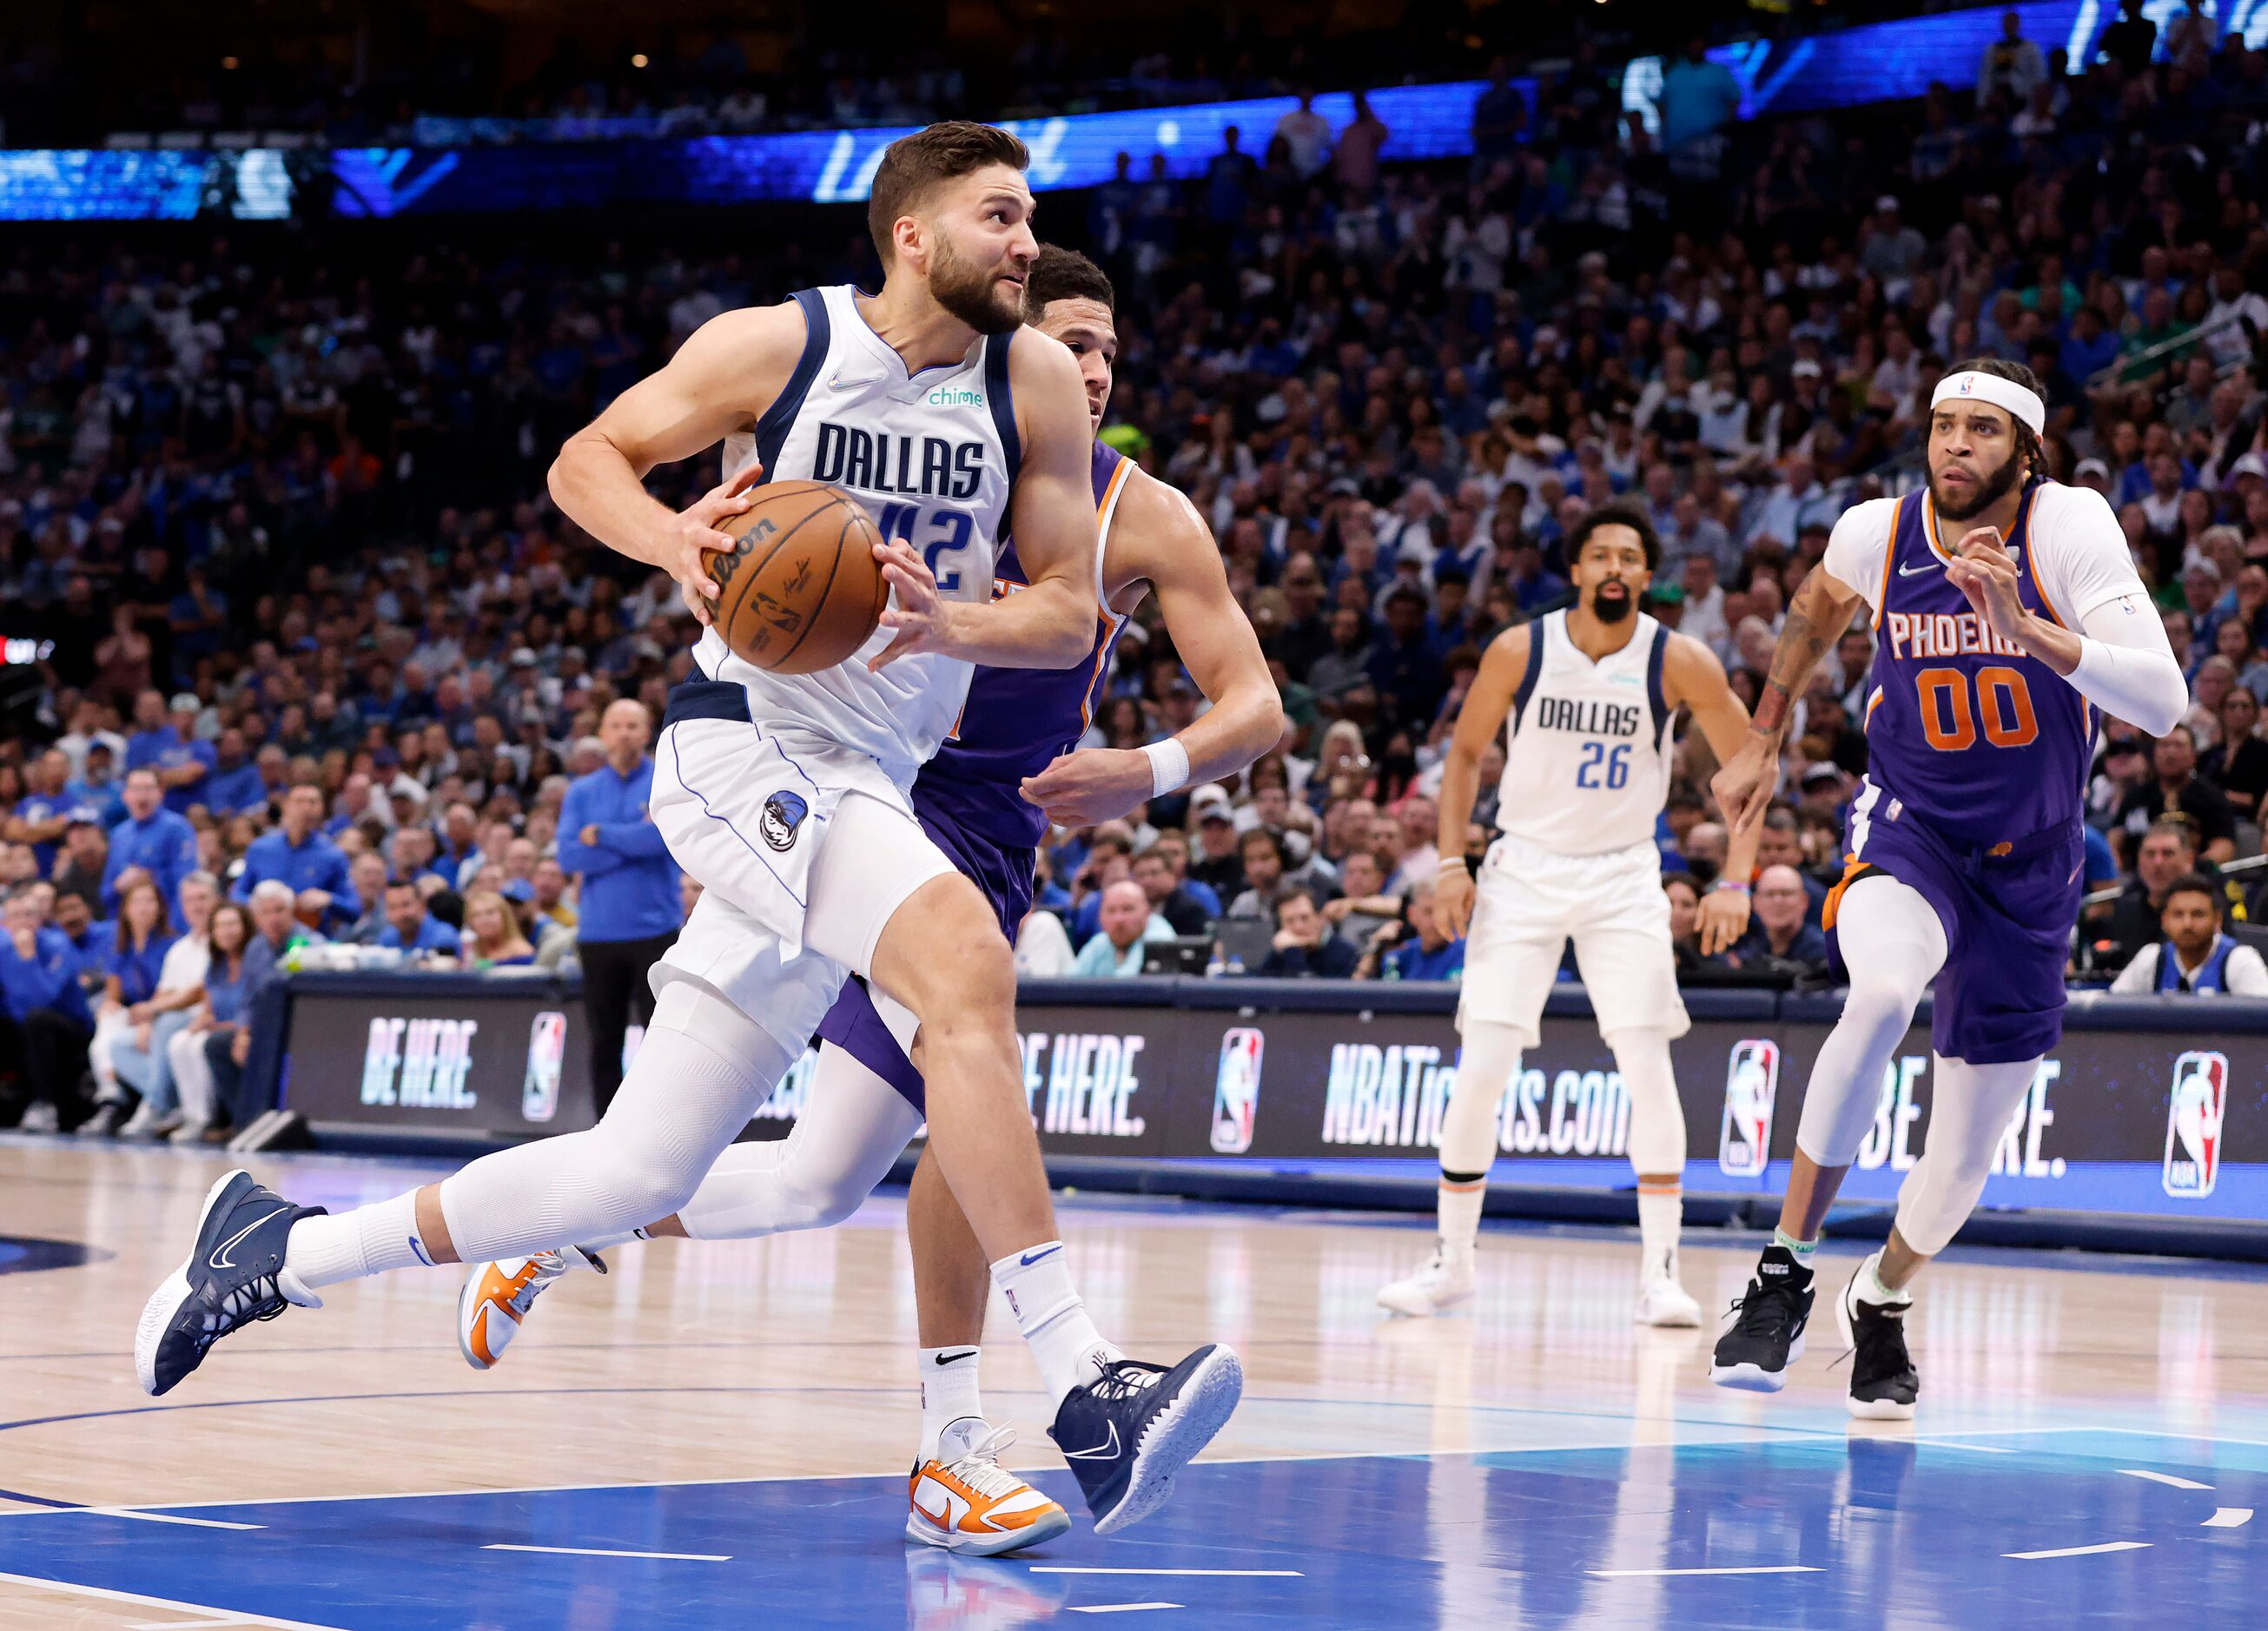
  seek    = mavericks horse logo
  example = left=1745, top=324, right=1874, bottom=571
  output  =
left=760, top=790, right=810, bottom=852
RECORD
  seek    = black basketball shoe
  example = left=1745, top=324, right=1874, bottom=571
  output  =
left=136, top=1170, right=327, bottom=1397
left=1709, top=1245, right=1815, bottom=1392
left=1048, top=1345, right=1243, bottom=1535
left=1837, top=1265, right=1920, bottom=1421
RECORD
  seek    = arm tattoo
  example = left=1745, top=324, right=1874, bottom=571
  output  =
left=1751, top=576, right=1839, bottom=736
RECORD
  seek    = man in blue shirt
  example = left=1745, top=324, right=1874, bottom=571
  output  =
left=125, top=691, right=216, bottom=816
left=378, top=879, right=463, bottom=957
left=0, top=886, right=96, bottom=1131
left=202, top=728, right=268, bottom=818
left=234, top=784, right=359, bottom=934
left=1383, top=882, right=1466, bottom=982
left=8, top=749, right=76, bottom=876
left=64, top=742, right=128, bottom=830
left=102, top=769, right=200, bottom=920
left=557, top=700, right=683, bottom=1112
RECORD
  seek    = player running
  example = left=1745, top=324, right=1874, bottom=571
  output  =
left=454, top=247, right=1283, bottom=1556
left=1708, top=360, right=2184, bottom=1416
left=1376, top=501, right=1762, bottom=1324
left=136, top=124, right=1244, bottom=1537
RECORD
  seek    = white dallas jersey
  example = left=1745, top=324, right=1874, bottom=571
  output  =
left=708, top=284, right=1019, bottom=780
left=1495, top=609, right=1677, bottom=855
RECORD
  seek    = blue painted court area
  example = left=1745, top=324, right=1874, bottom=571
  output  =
left=2, top=1430, right=2259, bottom=1628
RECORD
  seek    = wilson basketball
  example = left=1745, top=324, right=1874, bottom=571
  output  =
left=703, top=480, right=889, bottom=675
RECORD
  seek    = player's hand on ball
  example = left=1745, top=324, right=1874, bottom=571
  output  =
left=671, top=462, right=764, bottom=624
left=1434, top=865, right=1476, bottom=939
left=1020, top=749, right=1153, bottom=826
left=1944, top=526, right=2029, bottom=642
left=1696, top=886, right=1751, bottom=956
left=869, top=539, right=951, bottom=671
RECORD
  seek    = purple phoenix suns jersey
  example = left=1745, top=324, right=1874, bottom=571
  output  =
left=913, top=441, right=1138, bottom=847
left=1861, top=480, right=2093, bottom=849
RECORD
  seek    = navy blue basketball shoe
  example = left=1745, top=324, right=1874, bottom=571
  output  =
left=1047, top=1344, right=1243, bottom=1535
left=136, top=1170, right=327, bottom=1397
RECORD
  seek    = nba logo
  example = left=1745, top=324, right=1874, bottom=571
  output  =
left=1718, top=1040, right=1780, bottom=1179
left=2163, top=1050, right=2228, bottom=1199
left=1213, top=1028, right=1264, bottom=1154
left=522, top=1011, right=567, bottom=1124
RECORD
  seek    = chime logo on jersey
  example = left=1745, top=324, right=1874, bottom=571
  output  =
left=521, top=1011, right=566, bottom=1124
left=2164, top=1050, right=2228, bottom=1199
left=1718, top=1039, right=1779, bottom=1179
left=358, top=1016, right=479, bottom=1110
left=1212, top=1028, right=1264, bottom=1154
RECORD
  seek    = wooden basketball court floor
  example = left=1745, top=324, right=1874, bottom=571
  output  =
left=0, top=1138, right=2261, bottom=1628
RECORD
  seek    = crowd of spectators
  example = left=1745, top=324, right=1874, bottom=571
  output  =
left=8, top=14, right=2268, bottom=1129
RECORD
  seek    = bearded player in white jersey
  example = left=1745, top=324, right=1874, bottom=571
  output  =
left=1378, top=502, right=1762, bottom=1324
left=135, top=123, right=1241, bottom=1540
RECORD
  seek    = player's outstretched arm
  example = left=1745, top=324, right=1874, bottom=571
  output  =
left=1712, top=564, right=1864, bottom=832
left=876, top=333, right=1098, bottom=672
left=1432, top=624, right=1529, bottom=939
left=1665, top=634, right=1761, bottom=954
left=547, top=303, right=808, bottom=623
left=1019, top=471, right=1284, bottom=825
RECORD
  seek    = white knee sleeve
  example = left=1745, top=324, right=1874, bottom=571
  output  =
left=677, top=1040, right=925, bottom=1239
left=436, top=981, right=796, bottom=1263
left=1608, top=1027, right=1685, bottom=1177
left=1893, top=1055, right=2039, bottom=1257
left=1794, top=875, right=1947, bottom=1168
left=1441, top=1020, right=1521, bottom=1175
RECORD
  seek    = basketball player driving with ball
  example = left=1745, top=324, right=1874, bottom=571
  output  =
left=137, top=124, right=1243, bottom=1539
left=452, top=247, right=1286, bottom=1557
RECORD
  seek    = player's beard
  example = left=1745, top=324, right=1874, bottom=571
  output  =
left=1930, top=446, right=2022, bottom=521
left=1590, top=580, right=1635, bottom=623
left=929, top=234, right=1022, bottom=335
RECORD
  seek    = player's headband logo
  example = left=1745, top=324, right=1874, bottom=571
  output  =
left=1930, top=371, right=2045, bottom=436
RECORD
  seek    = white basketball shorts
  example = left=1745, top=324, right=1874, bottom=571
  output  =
left=1458, top=832, right=1689, bottom=1048
left=648, top=705, right=954, bottom=1053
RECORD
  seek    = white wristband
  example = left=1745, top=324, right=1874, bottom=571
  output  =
left=1141, top=737, right=1191, bottom=799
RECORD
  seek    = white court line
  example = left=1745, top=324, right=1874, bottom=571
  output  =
left=84, top=1508, right=265, bottom=1531
left=1033, top=1568, right=1304, bottom=1577
left=2204, top=1508, right=2254, bottom=1528
left=2118, top=1469, right=2214, bottom=1490
left=1586, top=1565, right=1819, bottom=1578
left=1914, top=1441, right=2018, bottom=1454
left=482, top=1543, right=730, bottom=1562
left=2004, top=1542, right=2152, bottom=1561
left=1068, top=1605, right=1184, bottom=1615
left=0, top=1569, right=346, bottom=1629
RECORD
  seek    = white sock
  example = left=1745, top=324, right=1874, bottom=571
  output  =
left=1854, top=1248, right=1912, bottom=1306
left=920, top=1345, right=982, bottom=1461
left=989, top=1242, right=1120, bottom=1409
left=1437, top=1176, right=1485, bottom=1260
left=1637, top=1185, right=1683, bottom=1279
left=283, top=1192, right=431, bottom=1291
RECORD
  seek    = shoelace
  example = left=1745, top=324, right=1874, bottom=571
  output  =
left=196, top=1274, right=290, bottom=1354
left=942, top=1426, right=1031, bottom=1502
left=1725, top=1277, right=1805, bottom=1341
left=1086, top=1358, right=1168, bottom=1404
left=1848, top=1299, right=1912, bottom=1375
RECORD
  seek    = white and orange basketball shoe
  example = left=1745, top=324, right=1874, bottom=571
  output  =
left=907, top=1420, right=1072, bottom=1557
left=456, top=1246, right=605, bottom=1370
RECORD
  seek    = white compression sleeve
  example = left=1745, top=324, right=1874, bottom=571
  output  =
left=1793, top=875, right=1947, bottom=1168
left=675, top=1040, right=925, bottom=1239
left=1441, top=1020, right=1521, bottom=1174
left=2066, top=594, right=2186, bottom=735
left=433, top=981, right=797, bottom=1263
left=1892, top=1055, right=2040, bottom=1257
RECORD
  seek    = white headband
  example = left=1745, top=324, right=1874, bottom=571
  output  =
left=1930, top=370, right=2045, bottom=436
